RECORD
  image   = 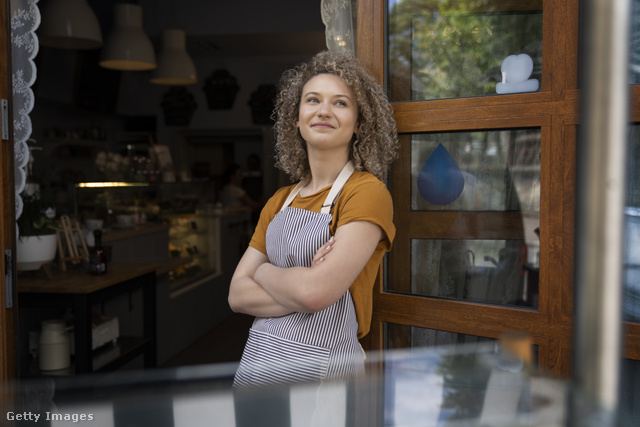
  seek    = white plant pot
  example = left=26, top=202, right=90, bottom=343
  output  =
left=17, top=234, right=58, bottom=271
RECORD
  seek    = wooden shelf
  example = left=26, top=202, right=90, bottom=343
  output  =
left=93, top=336, right=152, bottom=372
left=41, top=138, right=109, bottom=146
left=20, top=336, right=152, bottom=377
left=17, top=262, right=160, bottom=294
left=102, top=223, right=170, bottom=244
left=18, top=263, right=158, bottom=374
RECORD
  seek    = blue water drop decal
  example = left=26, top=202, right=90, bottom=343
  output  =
left=417, top=144, right=465, bottom=205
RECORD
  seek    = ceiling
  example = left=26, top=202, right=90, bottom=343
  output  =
left=81, top=0, right=328, bottom=59
left=180, top=31, right=327, bottom=59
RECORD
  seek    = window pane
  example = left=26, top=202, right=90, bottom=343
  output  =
left=383, top=325, right=545, bottom=426
left=411, top=129, right=541, bottom=212
left=383, top=323, right=541, bottom=425
left=620, top=358, right=640, bottom=423
left=388, top=0, right=543, bottom=101
left=408, top=238, right=538, bottom=308
left=395, top=129, right=541, bottom=308
left=630, top=0, right=640, bottom=84
left=624, top=125, right=640, bottom=322
left=386, top=322, right=496, bottom=349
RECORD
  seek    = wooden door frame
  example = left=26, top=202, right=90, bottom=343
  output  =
left=354, top=0, right=597, bottom=379
left=0, top=0, right=18, bottom=405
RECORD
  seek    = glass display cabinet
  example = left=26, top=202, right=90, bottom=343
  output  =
left=163, top=211, right=222, bottom=292
left=73, top=182, right=228, bottom=293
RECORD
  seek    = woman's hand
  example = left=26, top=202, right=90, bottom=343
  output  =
left=311, top=236, right=334, bottom=267
left=255, top=221, right=383, bottom=313
left=228, top=247, right=295, bottom=318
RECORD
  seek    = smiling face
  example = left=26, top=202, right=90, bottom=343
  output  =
left=296, top=73, right=359, bottom=158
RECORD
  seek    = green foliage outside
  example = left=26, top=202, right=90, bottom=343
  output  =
left=388, top=0, right=543, bottom=101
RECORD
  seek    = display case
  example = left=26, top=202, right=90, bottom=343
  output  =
left=164, top=212, right=222, bottom=292
left=73, top=182, right=228, bottom=293
left=73, top=181, right=219, bottom=223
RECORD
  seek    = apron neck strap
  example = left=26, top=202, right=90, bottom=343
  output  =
left=279, top=161, right=355, bottom=213
left=320, top=161, right=354, bottom=214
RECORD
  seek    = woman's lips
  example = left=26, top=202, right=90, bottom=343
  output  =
left=312, top=122, right=334, bottom=129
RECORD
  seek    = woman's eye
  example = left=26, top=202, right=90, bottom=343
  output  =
left=306, top=97, right=319, bottom=103
left=335, top=100, right=347, bottom=106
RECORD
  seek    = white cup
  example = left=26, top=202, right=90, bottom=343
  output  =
left=39, top=319, right=70, bottom=371
left=116, top=214, right=133, bottom=227
left=85, top=219, right=104, bottom=230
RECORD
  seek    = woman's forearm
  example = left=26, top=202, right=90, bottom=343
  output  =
left=228, top=274, right=295, bottom=317
left=254, top=263, right=334, bottom=313
left=254, top=222, right=382, bottom=313
left=228, top=246, right=296, bottom=318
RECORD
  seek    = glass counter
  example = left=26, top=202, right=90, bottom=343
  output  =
left=10, top=342, right=638, bottom=426
left=72, top=182, right=226, bottom=293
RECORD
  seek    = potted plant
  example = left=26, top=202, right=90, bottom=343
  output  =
left=16, top=192, right=59, bottom=271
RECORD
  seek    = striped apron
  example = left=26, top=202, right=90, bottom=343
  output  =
left=233, top=161, right=363, bottom=389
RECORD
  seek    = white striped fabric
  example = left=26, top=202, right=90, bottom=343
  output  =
left=233, top=162, right=363, bottom=389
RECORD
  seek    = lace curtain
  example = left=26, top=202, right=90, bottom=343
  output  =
left=321, top=0, right=356, bottom=55
left=10, top=0, right=40, bottom=237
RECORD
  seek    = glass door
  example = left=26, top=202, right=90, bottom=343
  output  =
left=356, top=0, right=640, bottom=420
left=357, top=0, right=579, bottom=379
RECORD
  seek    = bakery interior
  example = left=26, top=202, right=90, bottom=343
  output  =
left=17, top=0, right=328, bottom=376
left=10, top=1, right=640, bottom=424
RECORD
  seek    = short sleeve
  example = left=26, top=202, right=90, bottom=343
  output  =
left=332, top=176, right=395, bottom=252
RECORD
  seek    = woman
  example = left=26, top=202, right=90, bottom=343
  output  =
left=220, top=163, right=260, bottom=210
left=228, top=51, right=399, bottom=389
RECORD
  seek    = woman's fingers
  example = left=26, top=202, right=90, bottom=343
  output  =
left=311, top=236, right=334, bottom=267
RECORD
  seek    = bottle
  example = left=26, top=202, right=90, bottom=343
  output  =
left=89, top=229, right=107, bottom=275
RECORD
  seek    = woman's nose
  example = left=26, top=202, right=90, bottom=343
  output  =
left=317, top=102, right=333, bottom=117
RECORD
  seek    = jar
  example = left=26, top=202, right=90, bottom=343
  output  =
left=38, top=319, right=70, bottom=371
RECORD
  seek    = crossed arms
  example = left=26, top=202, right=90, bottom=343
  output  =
left=228, top=221, right=382, bottom=318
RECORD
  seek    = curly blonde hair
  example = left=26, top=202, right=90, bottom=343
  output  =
left=272, top=50, right=399, bottom=182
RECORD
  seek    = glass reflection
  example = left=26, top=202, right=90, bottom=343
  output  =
left=403, top=129, right=541, bottom=308
left=386, top=322, right=495, bottom=349
left=411, top=129, right=541, bottom=212
left=14, top=342, right=585, bottom=427
left=411, top=238, right=537, bottom=308
left=620, top=358, right=640, bottom=421
left=624, top=125, right=640, bottom=322
left=630, top=0, right=640, bottom=84
left=384, top=325, right=544, bottom=426
left=387, top=0, right=543, bottom=101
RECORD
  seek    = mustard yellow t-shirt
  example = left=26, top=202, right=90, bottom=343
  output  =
left=249, top=170, right=395, bottom=338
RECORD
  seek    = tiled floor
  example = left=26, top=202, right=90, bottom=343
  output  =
left=161, top=313, right=254, bottom=367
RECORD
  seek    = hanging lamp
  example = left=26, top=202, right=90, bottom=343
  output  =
left=38, top=0, right=103, bottom=49
left=99, top=3, right=156, bottom=71
left=149, top=29, right=197, bottom=85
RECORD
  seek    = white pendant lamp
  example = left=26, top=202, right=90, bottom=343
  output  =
left=150, top=29, right=197, bottom=85
left=99, top=3, right=156, bottom=71
left=38, top=0, right=103, bottom=49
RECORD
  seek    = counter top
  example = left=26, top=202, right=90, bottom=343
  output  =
left=102, top=223, right=170, bottom=243
left=17, top=262, right=160, bottom=294
left=167, top=206, right=252, bottom=218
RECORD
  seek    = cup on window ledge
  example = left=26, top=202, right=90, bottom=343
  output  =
left=116, top=214, right=134, bottom=227
left=85, top=219, right=104, bottom=231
